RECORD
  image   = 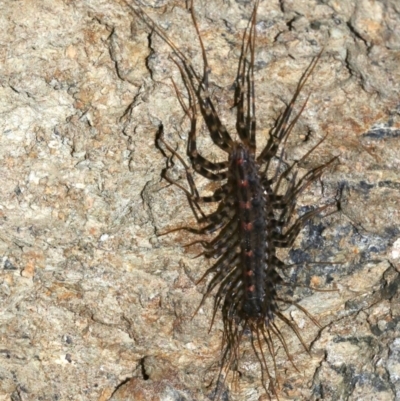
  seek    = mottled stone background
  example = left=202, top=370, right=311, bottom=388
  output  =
left=0, top=0, right=400, bottom=400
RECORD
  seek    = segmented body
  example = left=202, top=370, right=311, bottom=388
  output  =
left=129, top=0, right=338, bottom=399
left=223, top=143, right=273, bottom=320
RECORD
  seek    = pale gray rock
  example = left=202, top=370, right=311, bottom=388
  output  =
left=0, top=0, right=400, bottom=400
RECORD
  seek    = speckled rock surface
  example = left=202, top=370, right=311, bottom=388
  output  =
left=0, top=0, right=399, bottom=400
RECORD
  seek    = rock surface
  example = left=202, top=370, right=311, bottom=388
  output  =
left=0, top=0, right=400, bottom=400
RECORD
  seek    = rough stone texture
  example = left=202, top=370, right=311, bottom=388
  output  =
left=0, top=0, right=399, bottom=400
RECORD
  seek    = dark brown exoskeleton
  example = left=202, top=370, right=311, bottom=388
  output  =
left=129, top=0, right=339, bottom=399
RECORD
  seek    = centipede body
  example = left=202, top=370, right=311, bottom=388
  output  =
left=129, top=0, right=339, bottom=399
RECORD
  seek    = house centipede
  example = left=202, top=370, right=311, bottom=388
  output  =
left=128, top=0, right=340, bottom=399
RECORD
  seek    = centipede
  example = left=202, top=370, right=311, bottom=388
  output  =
left=128, top=0, right=339, bottom=399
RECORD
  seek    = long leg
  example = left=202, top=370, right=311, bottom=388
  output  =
left=157, top=125, right=229, bottom=228
left=263, top=149, right=337, bottom=241
left=251, top=325, right=277, bottom=398
left=156, top=158, right=235, bottom=235
left=157, top=123, right=229, bottom=200
left=234, top=0, right=259, bottom=152
left=128, top=0, right=234, bottom=153
left=272, top=203, right=333, bottom=248
left=257, top=52, right=323, bottom=165
left=169, top=60, right=230, bottom=178
left=188, top=0, right=234, bottom=152
left=271, top=132, right=337, bottom=202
